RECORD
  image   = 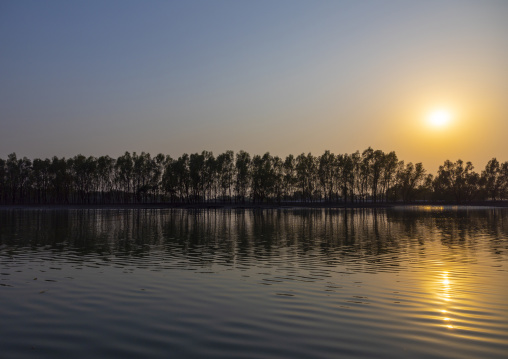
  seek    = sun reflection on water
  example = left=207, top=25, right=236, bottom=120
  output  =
left=421, top=205, right=445, bottom=211
left=439, top=271, right=453, bottom=329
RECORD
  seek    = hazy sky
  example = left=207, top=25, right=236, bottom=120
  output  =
left=1, top=0, right=507, bottom=172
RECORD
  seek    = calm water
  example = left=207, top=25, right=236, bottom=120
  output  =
left=1, top=207, right=507, bottom=358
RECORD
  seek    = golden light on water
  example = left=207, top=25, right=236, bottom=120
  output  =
left=440, top=271, right=454, bottom=329
left=418, top=242, right=508, bottom=339
left=421, top=206, right=445, bottom=212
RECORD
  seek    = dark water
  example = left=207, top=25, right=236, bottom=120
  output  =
left=1, top=207, right=507, bottom=358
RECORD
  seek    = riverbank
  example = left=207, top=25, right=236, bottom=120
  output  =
left=1, top=201, right=508, bottom=210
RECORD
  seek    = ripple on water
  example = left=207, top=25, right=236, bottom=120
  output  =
left=0, top=208, right=507, bottom=358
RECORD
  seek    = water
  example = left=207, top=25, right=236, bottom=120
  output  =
left=1, top=207, right=507, bottom=358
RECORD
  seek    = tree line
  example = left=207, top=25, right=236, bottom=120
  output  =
left=1, top=148, right=507, bottom=205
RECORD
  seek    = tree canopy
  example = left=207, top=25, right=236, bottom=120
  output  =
left=0, top=148, right=506, bottom=205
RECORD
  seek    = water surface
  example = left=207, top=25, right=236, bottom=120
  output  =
left=1, top=207, right=507, bottom=358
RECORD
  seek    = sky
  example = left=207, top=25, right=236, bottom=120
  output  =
left=1, top=0, right=507, bottom=173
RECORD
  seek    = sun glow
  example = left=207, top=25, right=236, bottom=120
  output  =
left=427, top=109, right=453, bottom=128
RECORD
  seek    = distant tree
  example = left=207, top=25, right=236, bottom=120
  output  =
left=433, top=159, right=480, bottom=203
left=0, top=158, right=7, bottom=204
left=216, top=151, right=235, bottom=202
left=235, top=150, right=251, bottom=203
left=366, top=148, right=385, bottom=203
left=350, top=151, right=362, bottom=203
left=150, top=153, right=167, bottom=202
left=189, top=152, right=205, bottom=202
left=395, top=162, right=427, bottom=202
left=283, top=154, right=296, bottom=201
left=175, top=154, right=191, bottom=202
left=499, top=161, right=508, bottom=200
left=251, top=153, right=277, bottom=203
left=132, top=152, right=152, bottom=202
left=31, top=158, right=51, bottom=204
left=163, top=154, right=190, bottom=202
left=337, top=153, right=355, bottom=204
left=97, top=155, right=115, bottom=204
left=6, top=153, right=20, bottom=203
left=5, top=153, right=33, bottom=204
left=1, top=148, right=505, bottom=205
left=272, top=155, right=284, bottom=203
left=482, top=158, right=502, bottom=200
left=115, top=152, right=134, bottom=203
left=49, top=156, right=73, bottom=204
left=71, top=154, right=98, bottom=203
left=161, top=155, right=176, bottom=202
left=318, top=150, right=335, bottom=202
left=203, top=151, right=216, bottom=202
left=296, top=153, right=317, bottom=202
left=379, top=151, right=398, bottom=203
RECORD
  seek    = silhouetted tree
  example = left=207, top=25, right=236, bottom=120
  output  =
left=318, top=150, right=335, bottom=202
left=216, top=151, right=235, bottom=202
left=296, top=153, right=317, bottom=202
left=0, top=149, right=505, bottom=205
left=337, top=153, right=355, bottom=204
left=251, top=153, right=277, bottom=203
left=433, top=160, right=480, bottom=203
left=97, top=155, right=115, bottom=204
left=115, top=152, right=134, bottom=203
left=482, top=158, right=502, bottom=200
left=283, top=154, right=297, bottom=201
left=500, top=161, right=508, bottom=200
left=395, top=162, right=427, bottom=202
left=235, top=150, right=251, bottom=203
left=379, top=151, right=398, bottom=202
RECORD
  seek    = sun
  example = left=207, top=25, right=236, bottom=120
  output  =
left=427, top=109, right=452, bottom=128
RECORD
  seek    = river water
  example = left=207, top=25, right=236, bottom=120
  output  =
left=1, top=207, right=507, bottom=358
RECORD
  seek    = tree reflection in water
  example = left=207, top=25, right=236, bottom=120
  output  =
left=0, top=207, right=506, bottom=273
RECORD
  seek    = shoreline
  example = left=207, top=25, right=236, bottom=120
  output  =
left=1, top=201, right=507, bottom=210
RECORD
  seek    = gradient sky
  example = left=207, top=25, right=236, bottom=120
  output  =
left=1, top=0, right=507, bottom=172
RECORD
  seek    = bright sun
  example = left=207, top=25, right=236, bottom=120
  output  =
left=427, top=109, right=452, bottom=128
